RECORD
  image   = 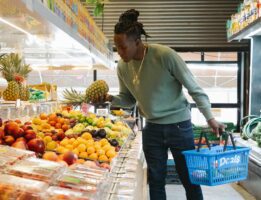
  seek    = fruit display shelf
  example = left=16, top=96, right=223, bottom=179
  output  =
left=106, top=132, right=147, bottom=200
left=0, top=101, right=59, bottom=122
left=0, top=104, right=145, bottom=199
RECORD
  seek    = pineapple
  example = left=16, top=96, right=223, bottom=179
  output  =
left=2, top=81, right=19, bottom=101
left=62, top=88, right=86, bottom=106
left=0, top=53, right=31, bottom=101
left=85, top=80, right=109, bottom=103
left=19, top=85, right=30, bottom=101
left=62, top=80, right=109, bottom=106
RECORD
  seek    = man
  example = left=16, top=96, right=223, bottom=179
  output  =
left=106, top=9, right=225, bottom=200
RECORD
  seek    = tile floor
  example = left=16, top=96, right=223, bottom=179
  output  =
left=165, top=183, right=256, bottom=200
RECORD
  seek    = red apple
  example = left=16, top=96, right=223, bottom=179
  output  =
left=21, top=125, right=33, bottom=131
left=56, top=130, right=65, bottom=140
left=0, top=127, right=5, bottom=139
left=14, top=119, right=22, bottom=124
left=115, top=146, right=121, bottom=152
left=4, top=122, right=20, bottom=136
left=27, top=138, right=45, bottom=154
left=62, top=151, right=78, bottom=165
left=0, top=139, right=4, bottom=145
left=24, top=122, right=32, bottom=125
left=24, top=130, right=36, bottom=141
left=51, top=135, right=58, bottom=141
left=12, top=140, right=28, bottom=150
left=4, top=135, right=15, bottom=145
left=11, top=128, right=24, bottom=139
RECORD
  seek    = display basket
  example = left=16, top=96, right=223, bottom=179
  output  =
left=183, top=131, right=250, bottom=186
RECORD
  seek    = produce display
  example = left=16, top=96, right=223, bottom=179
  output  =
left=0, top=104, right=135, bottom=199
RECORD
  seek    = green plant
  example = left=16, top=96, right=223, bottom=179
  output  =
left=86, top=0, right=109, bottom=16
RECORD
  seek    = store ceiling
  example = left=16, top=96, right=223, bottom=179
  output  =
left=81, top=0, right=249, bottom=51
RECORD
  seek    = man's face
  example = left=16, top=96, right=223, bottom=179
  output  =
left=114, top=34, right=138, bottom=63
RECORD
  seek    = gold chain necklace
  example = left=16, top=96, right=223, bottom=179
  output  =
left=132, top=45, right=147, bottom=85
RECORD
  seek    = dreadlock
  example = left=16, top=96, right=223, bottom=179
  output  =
left=114, top=9, right=150, bottom=40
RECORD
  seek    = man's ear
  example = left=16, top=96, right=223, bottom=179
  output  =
left=135, top=38, right=141, bottom=46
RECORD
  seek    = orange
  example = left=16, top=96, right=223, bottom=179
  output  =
left=87, top=146, right=95, bottom=154
left=99, top=155, right=109, bottom=162
left=81, top=132, right=92, bottom=140
left=89, top=153, right=98, bottom=161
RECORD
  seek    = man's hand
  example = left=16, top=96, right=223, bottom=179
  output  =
left=207, top=118, right=226, bottom=137
left=92, top=94, right=113, bottom=104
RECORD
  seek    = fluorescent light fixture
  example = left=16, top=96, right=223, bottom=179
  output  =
left=0, top=18, right=113, bottom=69
left=0, top=17, right=33, bottom=37
left=188, top=64, right=237, bottom=71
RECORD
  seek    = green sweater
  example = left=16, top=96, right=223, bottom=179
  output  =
left=112, top=44, right=213, bottom=124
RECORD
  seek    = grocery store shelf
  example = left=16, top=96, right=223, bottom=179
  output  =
left=0, top=0, right=114, bottom=69
left=235, top=138, right=261, bottom=166
left=228, top=17, right=261, bottom=41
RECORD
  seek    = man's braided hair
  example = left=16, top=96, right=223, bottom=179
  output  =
left=114, top=9, right=150, bottom=40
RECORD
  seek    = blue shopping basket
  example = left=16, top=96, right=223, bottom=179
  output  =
left=183, top=131, right=250, bottom=186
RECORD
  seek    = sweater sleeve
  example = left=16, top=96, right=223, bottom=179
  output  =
left=111, top=64, right=136, bottom=109
left=165, top=50, right=214, bottom=121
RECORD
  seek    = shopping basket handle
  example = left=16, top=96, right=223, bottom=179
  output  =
left=197, top=131, right=211, bottom=152
left=197, top=130, right=236, bottom=152
left=222, top=131, right=236, bottom=151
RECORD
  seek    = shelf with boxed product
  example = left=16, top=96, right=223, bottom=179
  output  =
left=228, top=17, right=261, bottom=41
left=0, top=0, right=114, bottom=70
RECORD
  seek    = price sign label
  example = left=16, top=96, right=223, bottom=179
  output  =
left=96, top=108, right=109, bottom=116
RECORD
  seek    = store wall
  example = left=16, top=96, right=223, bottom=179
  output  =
left=83, top=0, right=249, bottom=51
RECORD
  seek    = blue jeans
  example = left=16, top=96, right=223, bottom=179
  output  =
left=142, top=120, right=203, bottom=200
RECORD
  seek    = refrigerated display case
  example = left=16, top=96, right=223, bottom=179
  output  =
left=228, top=10, right=261, bottom=200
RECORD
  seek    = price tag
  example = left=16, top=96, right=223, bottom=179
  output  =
left=96, top=108, right=109, bottom=116
left=15, top=99, right=21, bottom=108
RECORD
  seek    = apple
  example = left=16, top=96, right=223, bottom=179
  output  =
left=0, top=139, right=4, bottom=145
left=4, top=122, right=20, bottom=136
left=62, top=151, right=78, bottom=165
left=62, top=124, right=69, bottom=131
left=12, top=140, right=28, bottom=150
left=14, top=119, right=22, bottom=124
left=56, top=130, right=65, bottom=140
left=0, top=127, right=5, bottom=139
left=4, top=135, right=15, bottom=145
left=115, top=146, right=121, bottom=152
left=27, top=138, right=45, bottom=154
left=24, top=121, right=32, bottom=125
left=24, top=130, right=36, bottom=141
left=11, top=128, right=25, bottom=139
left=21, top=125, right=33, bottom=132
left=51, top=135, right=58, bottom=141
